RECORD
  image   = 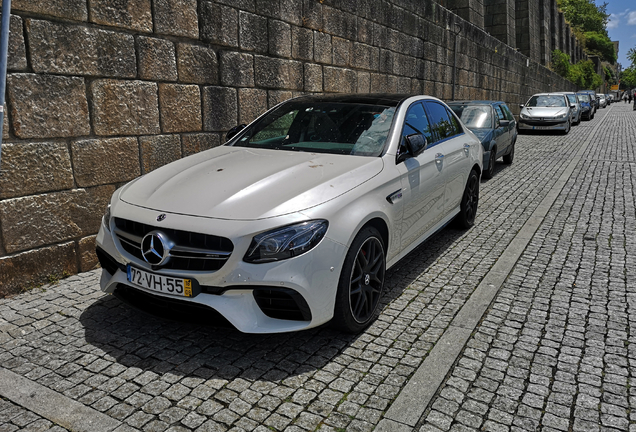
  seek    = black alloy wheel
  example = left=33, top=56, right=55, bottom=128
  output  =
left=332, top=227, right=386, bottom=333
left=456, top=169, right=479, bottom=229
left=483, top=150, right=496, bottom=179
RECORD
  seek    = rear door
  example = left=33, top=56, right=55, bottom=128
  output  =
left=423, top=101, right=473, bottom=213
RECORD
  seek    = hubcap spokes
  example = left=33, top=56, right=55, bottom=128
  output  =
left=465, top=176, right=479, bottom=221
left=350, top=238, right=385, bottom=323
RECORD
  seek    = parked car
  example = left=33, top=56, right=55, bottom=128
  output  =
left=598, top=94, right=607, bottom=108
left=96, top=94, right=483, bottom=334
left=557, top=92, right=582, bottom=125
left=576, top=92, right=595, bottom=120
left=518, top=93, right=574, bottom=134
left=579, top=90, right=598, bottom=111
left=447, top=101, right=516, bottom=179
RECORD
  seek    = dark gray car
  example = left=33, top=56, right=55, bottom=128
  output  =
left=448, top=101, right=517, bottom=179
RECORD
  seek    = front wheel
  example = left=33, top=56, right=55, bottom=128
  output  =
left=562, top=120, right=571, bottom=135
left=455, top=169, right=479, bottom=229
left=483, top=150, right=496, bottom=179
left=332, top=227, right=386, bottom=333
left=503, top=141, right=514, bottom=164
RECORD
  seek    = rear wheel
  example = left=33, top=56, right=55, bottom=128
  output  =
left=455, top=169, right=479, bottom=229
left=483, top=150, right=496, bottom=179
left=332, top=227, right=386, bottom=333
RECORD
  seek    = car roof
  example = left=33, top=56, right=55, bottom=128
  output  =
left=530, top=93, right=567, bottom=97
left=289, top=93, right=412, bottom=107
left=446, top=100, right=505, bottom=105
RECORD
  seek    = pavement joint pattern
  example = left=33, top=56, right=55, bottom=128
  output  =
left=0, top=103, right=634, bottom=431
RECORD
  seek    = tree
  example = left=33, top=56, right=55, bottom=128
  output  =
left=558, top=0, right=609, bottom=35
left=557, top=0, right=616, bottom=64
left=552, top=50, right=571, bottom=77
left=569, top=60, right=603, bottom=89
left=583, top=32, right=617, bottom=63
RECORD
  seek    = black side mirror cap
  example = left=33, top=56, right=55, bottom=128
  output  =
left=405, top=134, right=428, bottom=157
left=499, top=120, right=510, bottom=127
left=226, top=124, right=247, bottom=141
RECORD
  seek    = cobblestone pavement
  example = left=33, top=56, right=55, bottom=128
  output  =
left=0, top=103, right=632, bottom=431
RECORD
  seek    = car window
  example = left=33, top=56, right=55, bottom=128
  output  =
left=425, top=101, right=458, bottom=141
left=500, top=104, right=514, bottom=121
left=494, top=106, right=505, bottom=121
left=566, top=94, right=577, bottom=105
left=577, top=94, right=590, bottom=103
left=401, top=102, right=434, bottom=145
left=527, top=95, right=567, bottom=107
left=449, top=105, right=491, bottom=129
left=235, top=101, right=396, bottom=156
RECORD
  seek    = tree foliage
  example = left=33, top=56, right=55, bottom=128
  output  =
left=583, top=32, right=617, bottom=64
left=620, top=48, right=636, bottom=89
left=569, top=60, right=603, bottom=89
left=557, top=0, right=615, bottom=63
left=551, top=50, right=571, bottom=78
left=558, top=0, right=609, bottom=35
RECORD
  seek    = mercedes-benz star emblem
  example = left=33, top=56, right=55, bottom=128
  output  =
left=141, top=231, right=172, bottom=266
left=157, top=213, right=167, bottom=222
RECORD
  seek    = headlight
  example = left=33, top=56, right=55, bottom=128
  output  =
left=244, top=220, right=328, bottom=263
left=520, top=113, right=530, bottom=120
left=556, top=112, right=568, bottom=119
left=103, top=204, right=111, bottom=231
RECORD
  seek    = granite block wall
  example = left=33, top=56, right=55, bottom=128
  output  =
left=0, top=0, right=578, bottom=294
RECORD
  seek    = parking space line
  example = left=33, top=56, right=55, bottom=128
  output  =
left=378, top=106, right=612, bottom=429
left=0, top=367, right=121, bottom=432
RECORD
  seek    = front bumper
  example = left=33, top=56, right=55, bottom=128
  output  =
left=96, top=205, right=347, bottom=334
left=518, top=118, right=569, bottom=131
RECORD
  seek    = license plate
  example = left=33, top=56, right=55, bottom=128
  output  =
left=533, top=126, right=550, bottom=130
left=127, top=266, right=194, bottom=297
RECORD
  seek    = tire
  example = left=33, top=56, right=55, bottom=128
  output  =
left=455, top=169, right=479, bottom=229
left=332, top=227, right=386, bottom=333
left=562, top=120, right=571, bottom=135
left=503, top=141, right=514, bottom=164
left=483, top=149, right=496, bottom=179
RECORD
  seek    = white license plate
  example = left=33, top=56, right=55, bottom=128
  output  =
left=127, top=266, right=194, bottom=297
left=533, top=126, right=550, bottom=130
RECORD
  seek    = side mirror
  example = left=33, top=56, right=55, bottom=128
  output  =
left=570, top=104, right=576, bottom=109
left=226, top=124, right=247, bottom=141
left=519, top=104, right=525, bottom=109
left=499, top=120, right=510, bottom=127
left=405, top=134, right=428, bottom=157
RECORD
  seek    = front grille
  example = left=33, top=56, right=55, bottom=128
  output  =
left=253, top=288, right=312, bottom=321
left=113, top=217, right=234, bottom=272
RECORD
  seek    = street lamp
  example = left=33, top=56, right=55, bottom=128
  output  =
left=447, top=22, right=462, bottom=101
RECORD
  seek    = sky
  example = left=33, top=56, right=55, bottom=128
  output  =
left=606, top=0, right=636, bottom=68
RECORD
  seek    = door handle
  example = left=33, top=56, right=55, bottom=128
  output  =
left=435, top=153, right=444, bottom=163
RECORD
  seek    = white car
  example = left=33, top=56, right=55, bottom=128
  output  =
left=518, top=93, right=574, bottom=134
left=96, top=94, right=483, bottom=334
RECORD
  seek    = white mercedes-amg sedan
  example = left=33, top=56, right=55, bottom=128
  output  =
left=96, top=94, right=483, bottom=334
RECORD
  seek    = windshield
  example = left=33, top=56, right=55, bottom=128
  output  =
left=229, top=101, right=396, bottom=156
left=527, top=95, right=567, bottom=107
left=449, top=105, right=492, bottom=129
left=566, top=94, right=577, bottom=104
left=577, top=94, right=590, bottom=103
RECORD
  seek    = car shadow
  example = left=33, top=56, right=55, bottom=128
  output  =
left=79, top=226, right=464, bottom=382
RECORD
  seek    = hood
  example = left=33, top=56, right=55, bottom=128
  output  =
left=120, top=146, right=384, bottom=220
left=522, top=107, right=569, bottom=118
left=468, top=129, right=493, bottom=146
